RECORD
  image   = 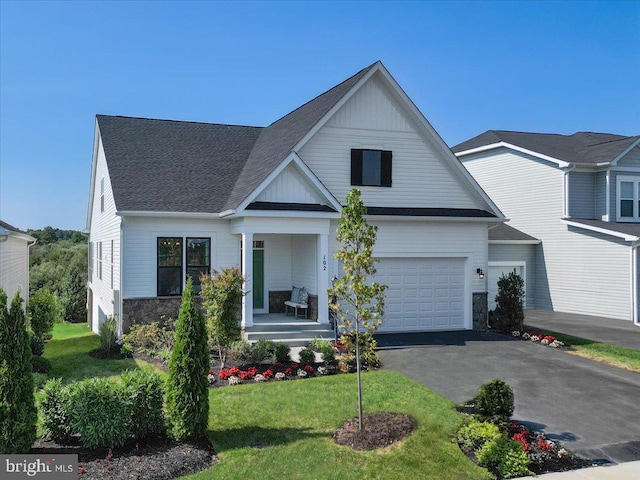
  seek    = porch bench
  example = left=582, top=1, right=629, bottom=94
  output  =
left=284, top=300, right=308, bottom=319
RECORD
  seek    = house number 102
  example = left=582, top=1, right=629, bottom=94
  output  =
left=322, top=255, right=327, bottom=271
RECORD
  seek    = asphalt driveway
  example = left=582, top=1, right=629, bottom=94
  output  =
left=377, top=331, right=640, bottom=464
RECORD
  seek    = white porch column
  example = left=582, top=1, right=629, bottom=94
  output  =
left=241, top=232, right=254, bottom=328
left=317, top=233, right=330, bottom=324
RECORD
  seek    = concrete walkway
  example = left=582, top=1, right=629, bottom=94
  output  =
left=531, top=460, right=640, bottom=479
left=377, top=331, right=640, bottom=464
left=524, top=310, right=640, bottom=350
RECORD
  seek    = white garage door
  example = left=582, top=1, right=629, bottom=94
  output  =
left=376, top=257, right=467, bottom=332
left=488, top=264, right=525, bottom=311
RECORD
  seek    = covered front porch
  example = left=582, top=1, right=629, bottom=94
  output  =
left=230, top=217, right=333, bottom=333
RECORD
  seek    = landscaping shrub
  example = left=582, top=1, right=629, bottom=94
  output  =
left=121, top=369, right=165, bottom=438
left=122, top=318, right=175, bottom=358
left=252, top=339, right=277, bottom=362
left=200, top=267, right=244, bottom=369
left=99, top=316, right=118, bottom=352
left=40, top=378, right=74, bottom=443
left=477, top=435, right=531, bottom=478
left=309, top=338, right=331, bottom=352
left=475, top=379, right=514, bottom=421
left=32, top=372, right=48, bottom=391
left=165, top=278, right=209, bottom=441
left=273, top=342, right=290, bottom=363
left=298, top=347, right=315, bottom=364
left=457, top=420, right=501, bottom=450
left=342, top=332, right=381, bottom=369
left=28, top=288, right=61, bottom=340
left=31, top=355, right=52, bottom=374
left=489, top=270, right=525, bottom=333
left=69, top=377, right=132, bottom=449
left=30, top=333, right=45, bottom=356
left=229, top=339, right=252, bottom=362
left=0, top=290, right=37, bottom=454
left=319, top=343, right=335, bottom=362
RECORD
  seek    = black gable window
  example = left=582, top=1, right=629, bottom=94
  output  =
left=351, top=149, right=392, bottom=187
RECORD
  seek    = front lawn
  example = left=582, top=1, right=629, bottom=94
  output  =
left=185, top=370, right=491, bottom=480
left=541, top=329, right=640, bottom=373
left=43, top=322, right=164, bottom=382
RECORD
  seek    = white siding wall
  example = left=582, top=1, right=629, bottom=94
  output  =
left=256, top=164, right=327, bottom=204
left=263, top=234, right=292, bottom=291
left=122, top=217, right=238, bottom=298
left=568, top=171, right=595, bottom=219
left=88, top=136, right=121, bottom=332
left=0, top=235, right=30, bottom=308
left=488, top=244, right=536, bottom=309
left=595, top=171, right=607, bottom=220
left=291, top=235, right=317, bottom=294
left=464, top=149, right=633, bottom=320
left=300, top=76, right=480, bottom=209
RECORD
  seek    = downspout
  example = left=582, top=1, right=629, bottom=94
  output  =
left=118, top=216, right=124, bottom=338
left=485, top=223, right=500, bottom=328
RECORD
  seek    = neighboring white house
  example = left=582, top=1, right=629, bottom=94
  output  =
left=0, top=220, right=36, bottom=310
left=86, top=61, right=506, bottom=340
left=454, top=130, right=640, bottom=325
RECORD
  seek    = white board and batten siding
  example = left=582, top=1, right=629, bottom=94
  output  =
left=122, top=216, right=238, bottom=298
left=300, top=75, right=481, bottom=209
left=0, top=235, right=31, bottom=308
left=255, top=163, right=328, bottom=205
left=88, top=135, right=121, bottom=332
left=463, top=148, right=634, bottom=321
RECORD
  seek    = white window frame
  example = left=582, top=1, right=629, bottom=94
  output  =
left=616, top=175, right=640, bottom=222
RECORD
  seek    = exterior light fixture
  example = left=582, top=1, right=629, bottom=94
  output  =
left=476, top=268, right=485, bottom=279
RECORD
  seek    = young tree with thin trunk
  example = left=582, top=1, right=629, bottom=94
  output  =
left=329, top=189, right=387, bottom=431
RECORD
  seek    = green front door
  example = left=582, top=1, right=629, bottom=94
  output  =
left=253, top=249, right=264, bottom=309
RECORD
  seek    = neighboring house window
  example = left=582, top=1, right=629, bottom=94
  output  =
left=617, top=175, right=640, bottom=221
left=158, top=237, right=183, bottom=296
left=187, top=238, right=211, bottom=294
left=100, top=177, right=105, bottom=213
left=351, top=149, right=392, bottom=187
left=157, top=237, right=211, bottom=296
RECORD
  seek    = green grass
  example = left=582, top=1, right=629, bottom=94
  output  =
left=43, top=322, right=164, bottom=382
left=544, top=329, right=640, bottom=373
left=183, top=371, right=491, bottom=480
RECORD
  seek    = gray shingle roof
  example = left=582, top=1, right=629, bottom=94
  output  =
left=0, top=220, right=25, bottom=233
left=488, top=223, right=539, bottom=242
left=98, top=63, right=376, bottom=214
left=452, top=130, right=640, bottom=165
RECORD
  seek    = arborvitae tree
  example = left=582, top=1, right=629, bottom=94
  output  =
left=28, top=288, right=61, bottom=339
left=329, top=189, right=387, bottom=431
left=165, top=278, right=209, bottom=441
left=490, top=270, right=525, bottom=333
left=200, top=267, right=244, bottom=369
left=0, top=289, right=37, bottom=453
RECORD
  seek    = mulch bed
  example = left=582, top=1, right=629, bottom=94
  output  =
left=31, top=436, right=216, bottom=480
left=333, top=412, right=417, bottom=450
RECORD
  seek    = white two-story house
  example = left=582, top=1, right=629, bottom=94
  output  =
left=85, top=61, right=505, bottom=340
left=0, top=220, right=36, bottom=310
left=455, top=130, right=640, bottom=326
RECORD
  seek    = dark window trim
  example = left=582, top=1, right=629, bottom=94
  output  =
left=157, top=237, right=183, bottom=297
left=350, top=149, right=392, bottom=187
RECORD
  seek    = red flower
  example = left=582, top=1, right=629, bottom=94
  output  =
left=304, top=365, right=314, bottom=372
left=543, top=335, right=556, bottom=342
left=291, top=363, right=299, bottom=369
left=537, top=438, right=553, bottom=452
left=208, top=369, right=214, bottom=375
left=284, top=368, right=293, bottom=376
left=218, top=369, right=230, bottom=380
left=511, top=432, right=531, bottom=451
left=229, top=367, right=240, bottom=376
left=263, top=369, right=274, bottom=379
left=274, top=361, right=283, bottom=367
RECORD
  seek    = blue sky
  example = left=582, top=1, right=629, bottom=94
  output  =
left=1, top=1, right=638, bottom=230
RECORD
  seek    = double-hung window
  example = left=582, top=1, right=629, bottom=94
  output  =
left=351, top=149, right=392, bottom=187
left=157, top=237, right=211, bottom=296
left=617, top=175, right=640, bottom=222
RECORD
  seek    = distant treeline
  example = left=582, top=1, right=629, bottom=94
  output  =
left=28, top=226, right=87, bottom=323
